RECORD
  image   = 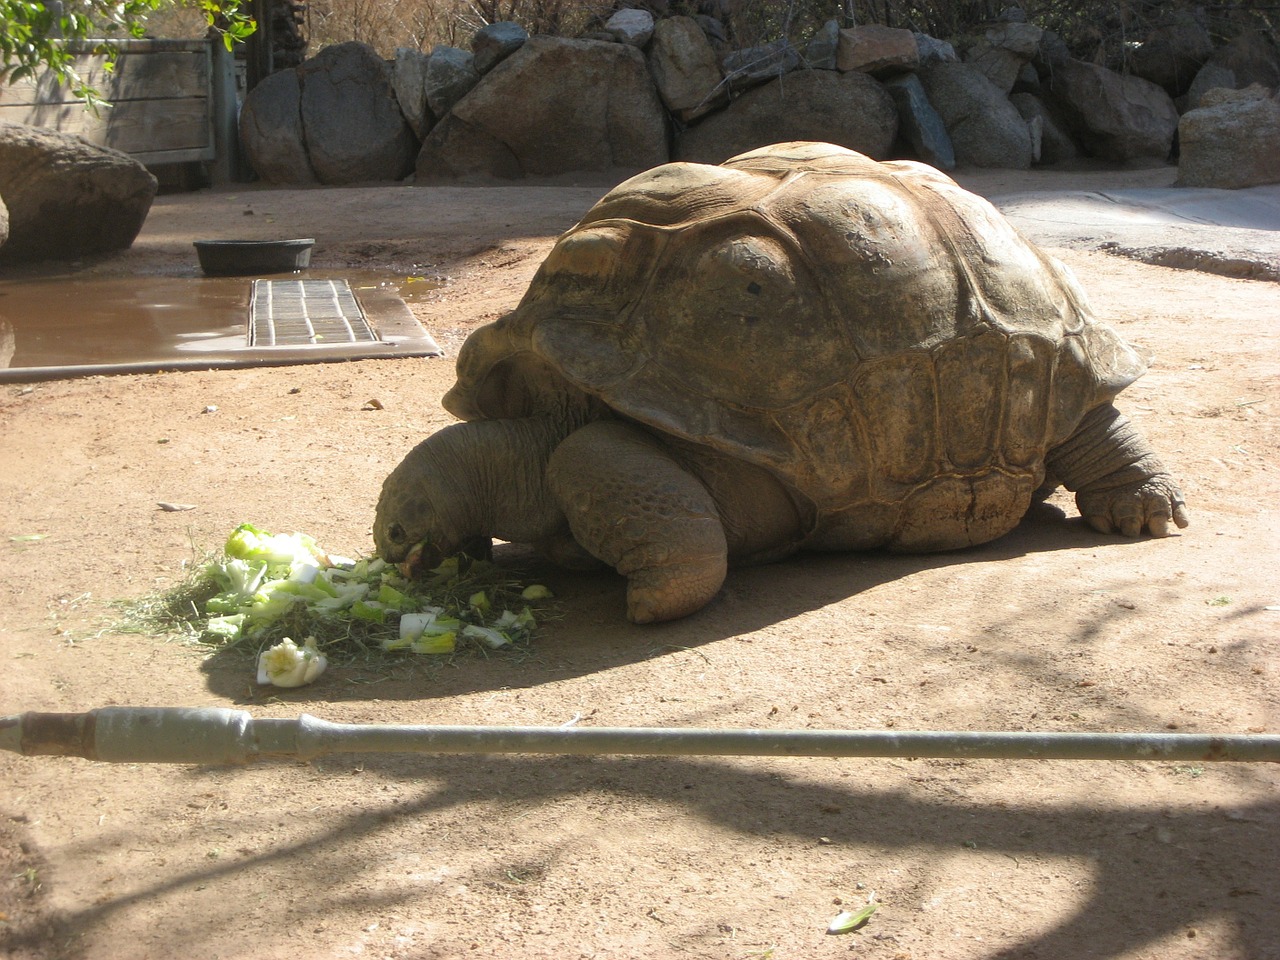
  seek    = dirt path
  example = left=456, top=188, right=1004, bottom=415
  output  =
left=1, top=163, right=1277, bottom=960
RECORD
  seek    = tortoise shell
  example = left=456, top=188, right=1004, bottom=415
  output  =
left=443, top=142, right=1147, bottom=551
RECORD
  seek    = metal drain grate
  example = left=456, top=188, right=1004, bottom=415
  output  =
left=249, top=279, right=379, bottom=346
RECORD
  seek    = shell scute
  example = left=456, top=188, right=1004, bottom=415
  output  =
left=851, top=351, right=939, bottom=490
left=935, top=329, right=1007, bottom=471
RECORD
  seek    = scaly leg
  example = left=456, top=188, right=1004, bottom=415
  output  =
left=1046, top=404, right=1189, bottom=537
left=547, top=421, right=728, bottom=623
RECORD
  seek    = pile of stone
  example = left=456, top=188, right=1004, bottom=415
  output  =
left=238, top=5, right=1280, bottom=192
left=235, top=7, right=1279, bottom=189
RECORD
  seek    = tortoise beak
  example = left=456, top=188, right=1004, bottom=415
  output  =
left=398, top=540, right=451, bottom=579
left=397, top=542, right=425, bottom=579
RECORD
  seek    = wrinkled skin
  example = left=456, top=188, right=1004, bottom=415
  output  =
left=375, top=142, right=1189, bottom=624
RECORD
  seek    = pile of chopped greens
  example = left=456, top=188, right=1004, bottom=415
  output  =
left=126, top=523, right=553, bottom=662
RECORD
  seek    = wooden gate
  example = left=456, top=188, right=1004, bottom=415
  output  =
left=0, top=38, right=240, bottom=179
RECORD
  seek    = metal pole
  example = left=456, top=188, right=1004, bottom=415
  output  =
left=2, top=707, right=1277, bottom=766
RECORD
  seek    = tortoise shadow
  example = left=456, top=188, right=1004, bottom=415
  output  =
left=199, top=499, right=1180, bottom=702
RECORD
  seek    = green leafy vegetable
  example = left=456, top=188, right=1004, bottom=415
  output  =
left=827, top=902, right=877, bottom=935
left=119, top=524, right=556, bottom=664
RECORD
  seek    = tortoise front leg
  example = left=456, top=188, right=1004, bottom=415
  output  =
left=1046, top=404, right=1190, bottom=537
left=547, top=421, right=728, bottom=624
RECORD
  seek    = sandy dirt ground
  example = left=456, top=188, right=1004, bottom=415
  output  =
left=0, top=160, right=1277, bottom=960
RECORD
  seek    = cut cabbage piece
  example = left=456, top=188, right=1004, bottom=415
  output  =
left=256, top=636, right=327, bottom=687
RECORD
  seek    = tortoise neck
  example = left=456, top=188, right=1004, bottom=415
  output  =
left=443, top=416, right=573, bottom=543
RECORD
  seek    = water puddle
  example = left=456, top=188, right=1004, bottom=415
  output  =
left=0, top=269, right=443, bottom=382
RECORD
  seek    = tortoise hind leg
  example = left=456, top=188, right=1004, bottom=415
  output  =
left=547, top=421, right=728, bottom=624
left=1046, top=404, right=1189, bottom=537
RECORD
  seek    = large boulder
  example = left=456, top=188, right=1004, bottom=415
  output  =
left=605, top=8, right=654, bottom=46
left=426, top=46, right=481, bottom=118
left=1203, top=30, right=1280, bottom=93
left=1046, top=59, right=1178, bottom=162
left=239, top=67, right=316, bottom=184
left=1009, top=91, right=1078, bottom=164
left=0, top=122, right=157, bottom=263
left=883, top=72, right=955, bottom=170
left=241, top=42, right=417, bottom=185
left=1129, top=11, right=1212, bottom=96
left=962, top=21, right=1042, bottom=94
left=393, top=47, right=433, bottom=140
left=0, top=317, right=12, bottom=369
left=677, top=69, right=897, bottom=165
left=915, top=31, right=958, bottom=65
left=722, top=38, right=800, bottom=93
left=299, top=41, right=418, bottom=184
left=1184, top=61, right=1236, bottom=110
left=836, top=24, right=919, bottom=76
left=648, top=15, right=727, bottom=123
left=804, top=19, right=840, bottom=70
left=473, top=21, right=528, bottom=75
left=1178, top=85, right=1280, bottom=189
left=417, top=37, right=668, bottom=179
left=918, top=62, right=1032, bottom=169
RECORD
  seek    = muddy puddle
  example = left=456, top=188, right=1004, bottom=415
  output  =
left=0, top=269, right=442, bottom=381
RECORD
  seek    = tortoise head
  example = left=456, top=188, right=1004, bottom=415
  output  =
left=373, top=430, right=491, bottom=577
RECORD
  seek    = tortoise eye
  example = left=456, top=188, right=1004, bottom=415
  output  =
left=388, top=522, right=407, bottom=543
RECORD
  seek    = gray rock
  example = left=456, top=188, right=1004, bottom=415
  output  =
left=883, top=72, right=955, bottom=170
left=804, top=19, right=840, bottom=70
left=299, top=41, right=418, bottom=184
left=693, top=14, right=729, bottom=54
left=606, top=8, right=654, bottom=46
left=648, top=16, right=726, bottom=123
left=1014, top=61, right=1039, bottom=92
left=239, top=66, right=316, bottom=184
left=1130, top=11, right=1212, bottom=96
left=985, top=21, right=1042, bottom=57
left=1178, top=84, right=1280, bottom=188
left=914, top=32, right=958, bottom=65
left=393, top=47, right=433, bottom=140
left=0, top=193, right=7, bottom=252
left=426, top=45, right=481, bottom=118
left=1046, top=58, right=1178, bottom=161
left=417, top=37, right=667, bottom=179
left=0, top=121, right=157, bottom=262
left=677, top=69, right=897, bottom=165
left=1025, top=112, right=1042, bottom=163
left=1204, top=30, right=1280, bottom=92
left=0, top=316, right=12, bottom=369
left=1184, top=62, right=1236, bottom=110
left=1009, top=91, right=1078, bottom=163
left=963, top=21, right=1042, bottom=94
left=473, top=21, right=528, bottom=75
left=1032, top=29, right=1072, bottom=74
left=415, top=120, right=521, bottom=180
left=963, top=41, right=1027, bottom=94
left=918, top=62, right=1032, bottom=169
left=837, top=24, right=919, bottom=76
left=722, top=38, right=800, bottom=93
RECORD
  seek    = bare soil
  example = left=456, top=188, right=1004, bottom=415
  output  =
left=1, top=164, right=1277, bottom=960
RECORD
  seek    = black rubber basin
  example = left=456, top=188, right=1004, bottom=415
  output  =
left=193, top=239, right=315, bottom=276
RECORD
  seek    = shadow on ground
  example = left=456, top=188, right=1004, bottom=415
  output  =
left=12, top=753, right=1276, bottom=960
left=198, top=500, right=1179, bottom=703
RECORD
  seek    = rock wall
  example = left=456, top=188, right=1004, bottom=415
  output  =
left=239, top=9, right=1280, bottom=188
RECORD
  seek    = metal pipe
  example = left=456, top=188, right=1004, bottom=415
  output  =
left=2, top=707, right=1277, bottom=766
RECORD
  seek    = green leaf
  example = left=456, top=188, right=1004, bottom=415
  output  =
left=827, top=902, right=877, bottom=935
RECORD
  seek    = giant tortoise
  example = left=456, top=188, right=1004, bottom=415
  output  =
left=375, top=142, right=1188, bottom=623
